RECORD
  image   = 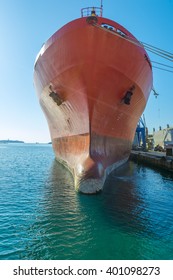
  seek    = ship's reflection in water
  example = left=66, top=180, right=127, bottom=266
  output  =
left=22, top=159, right=173, bottom=260
left=2, top=145, right=173, bottom=260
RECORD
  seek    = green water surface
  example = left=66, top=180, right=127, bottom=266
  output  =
left=0, top=144, right=173, bottom=260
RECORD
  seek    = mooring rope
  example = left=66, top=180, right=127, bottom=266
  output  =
left=92, top=22, right=173, bottom=69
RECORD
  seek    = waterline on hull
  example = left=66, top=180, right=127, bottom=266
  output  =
left=55, top=156, right=129, bottom=194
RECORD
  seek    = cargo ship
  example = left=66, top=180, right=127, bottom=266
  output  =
left=34, top=6, right=153, bottom=193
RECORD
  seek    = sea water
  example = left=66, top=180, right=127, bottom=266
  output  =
left=0, top=143, right=173, bottom=260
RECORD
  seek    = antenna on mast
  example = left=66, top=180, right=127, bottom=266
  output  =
left=100, top=0, right=103, bottom=16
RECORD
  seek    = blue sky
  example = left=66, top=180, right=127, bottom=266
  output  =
left=0, top=0, right=173, bottom=143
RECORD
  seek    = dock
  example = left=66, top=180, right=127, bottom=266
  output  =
left=130, top=150, right=173, bottom=172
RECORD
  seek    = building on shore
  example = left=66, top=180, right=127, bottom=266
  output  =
left=133, top=124, right=173, bottom=151
left=153, top=125, right=173, bottom=149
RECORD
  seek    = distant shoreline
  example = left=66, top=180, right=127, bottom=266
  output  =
left=0, top=140, right=24, bottom=144
left=0, top=140, right=52, bottom=144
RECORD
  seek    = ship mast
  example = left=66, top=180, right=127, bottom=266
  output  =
left=100, top=0, right=103, bottom=16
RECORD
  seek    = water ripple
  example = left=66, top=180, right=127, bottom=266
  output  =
left=0, top=145, right=173, bottom=259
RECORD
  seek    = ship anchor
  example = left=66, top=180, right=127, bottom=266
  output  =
left=49, top=85, right=63, bottom=106
left=122, top=85, right=135, bottom=105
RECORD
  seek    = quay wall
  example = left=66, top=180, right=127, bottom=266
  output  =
left=130, top=151, right=173, bottom=173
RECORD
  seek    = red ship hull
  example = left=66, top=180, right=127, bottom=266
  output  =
left=34, top=15, right=152, bottom=193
